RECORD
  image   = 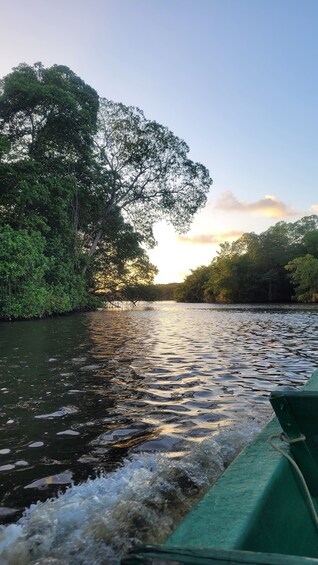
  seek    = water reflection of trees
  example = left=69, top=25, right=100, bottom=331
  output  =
left=85, top=309, right=156, bottom=418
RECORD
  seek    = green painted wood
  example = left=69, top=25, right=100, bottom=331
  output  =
left=123, top=545, right=318, bottom=564
left=270, top=391, right=318, bottom=436
left=270, top=390, right=318, bottom=495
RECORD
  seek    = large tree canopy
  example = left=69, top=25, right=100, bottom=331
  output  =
left=0, top=62, right=99, bottom=162
left=0, top=63, right=212, bottom=319
left=86, top=98, right=212, bottom=258
left=0, top=63, right=100, bottom=235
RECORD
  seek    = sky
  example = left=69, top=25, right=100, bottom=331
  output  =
left=1, top=0, right=318, bottom=282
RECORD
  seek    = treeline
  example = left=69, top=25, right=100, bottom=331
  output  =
left=176, top=216, right=318, bottom=304
left=94, top=282, right=181, bottom=303
left=140, top=282, right=181, bottom=301
left=152, top=283, right=181, bottom=300
left=0, top=63, right=211, bottom=320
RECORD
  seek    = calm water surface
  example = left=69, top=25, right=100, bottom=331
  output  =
left=1, top=302, right=318, bottom=562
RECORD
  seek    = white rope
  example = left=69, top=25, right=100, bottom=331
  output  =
left=268, top=433, right=318, bottom=533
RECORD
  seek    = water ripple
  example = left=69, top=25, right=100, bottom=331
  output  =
left=0, top=302, right=317, bottom=521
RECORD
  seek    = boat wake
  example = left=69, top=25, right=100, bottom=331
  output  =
left=0, top=418, right=264, bottom=564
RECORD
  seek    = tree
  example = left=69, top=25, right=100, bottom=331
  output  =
left=85, top=99, right=212, bottom=259
left=0, top=62, right=100, bottom=237
left=285, top=254, right=318, bottom=302
left=0, top=62, right=99, bottom=163
left=303, top=230, right=318, bottom=258
left=205, top=253, right=260, bottom=303
left=175, top=266, right=211, bottom=302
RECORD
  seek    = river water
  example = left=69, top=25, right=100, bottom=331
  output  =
left=1, top=302, right=318, bottom=563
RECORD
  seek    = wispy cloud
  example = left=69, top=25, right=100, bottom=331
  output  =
left=216, top=191, right=298, bottom=218
left=311, top=204, right=318, bottom=213
left=177, top=230, right=244, bottom=245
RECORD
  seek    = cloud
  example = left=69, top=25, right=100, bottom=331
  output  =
left=311, top=204, right=318, bottom=213
left=177, top=230, right=244, bottom=245
left=216, top=191, right=298, bottom=218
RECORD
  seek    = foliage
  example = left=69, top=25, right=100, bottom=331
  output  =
left=0, top=225, right=50, bottom=319
left=0, top=62, right=99, bottom=162
left=94, top=253, right=158, bottom=302
left=150, top=283, right=181, bottom=300
left=86, top=98, right=212, bottom=257
left=303, top=230, right=318, bottom=258
left=122, top=282, right=182, bottom=302
left=0, top=62, right=212, bottom=319
left=176, top=216, right=318, bottom=304
left=204, top=253, right=260, bottom=303
left=285, top=254, right=318, bottom=302
left=175, top=266, right=211, bottom=302
left=0, top=63, right=101, bottom=319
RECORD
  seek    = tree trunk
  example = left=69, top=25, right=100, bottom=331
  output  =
left=82, top=227, right=103, bottom=274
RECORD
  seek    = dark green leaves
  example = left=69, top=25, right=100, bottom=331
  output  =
left=176, top=216, right=318, bottom=304
left=0, top=62, right=99, bottom=162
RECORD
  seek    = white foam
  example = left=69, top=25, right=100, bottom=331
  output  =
left=0, top=419, right=263, bottom=565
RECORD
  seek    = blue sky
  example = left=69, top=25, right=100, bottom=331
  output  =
left=1, top=0, right=318, bottom=281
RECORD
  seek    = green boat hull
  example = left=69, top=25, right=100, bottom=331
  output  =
left=123, top=369, right=318, bottom=564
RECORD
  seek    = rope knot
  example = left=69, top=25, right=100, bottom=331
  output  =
left=279, top=431, right=306, bottom=444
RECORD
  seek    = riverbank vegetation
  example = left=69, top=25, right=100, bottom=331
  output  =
left=0, top=63, right=212, bottom=320
left=176, top=215, right=318, bottom=303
